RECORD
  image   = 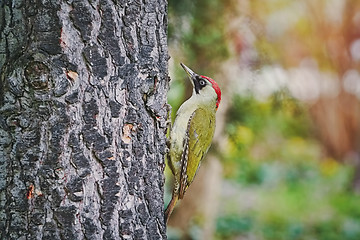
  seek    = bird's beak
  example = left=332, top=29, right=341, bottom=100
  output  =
left=180, top=63, right=197, bottom=86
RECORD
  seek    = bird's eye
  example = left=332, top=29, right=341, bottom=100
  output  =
left=199, top=79, right=206, bottom=86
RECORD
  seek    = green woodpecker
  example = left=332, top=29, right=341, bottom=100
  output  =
left=165, top=63, right=221, bottom=223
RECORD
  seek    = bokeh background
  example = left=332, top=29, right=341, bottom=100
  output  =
left=165, top=0, right=360, bottom=239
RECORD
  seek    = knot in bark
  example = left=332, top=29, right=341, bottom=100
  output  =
left=25, top=61, right=50, bottom=90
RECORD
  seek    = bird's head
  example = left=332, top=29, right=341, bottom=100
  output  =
left=180, top=63, right=222, bottom=110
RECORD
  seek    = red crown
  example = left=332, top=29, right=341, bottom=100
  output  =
left=201, top=75, right=221, bottom=110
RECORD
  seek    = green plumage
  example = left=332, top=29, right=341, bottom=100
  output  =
left=179, top=108, right=215, bottom=197
left=165, top=63, right=221, bottom=223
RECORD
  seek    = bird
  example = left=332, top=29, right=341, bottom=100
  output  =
left=165, top=63, right=221, bottom=223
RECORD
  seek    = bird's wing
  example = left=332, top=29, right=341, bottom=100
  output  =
left=179, top=108, right=215, bottom=199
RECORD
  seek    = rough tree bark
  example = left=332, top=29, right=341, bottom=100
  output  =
left=0, top=0, right=169, bottom=239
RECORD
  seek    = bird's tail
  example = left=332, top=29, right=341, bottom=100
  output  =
left=164, top=193, right=179, bottom=223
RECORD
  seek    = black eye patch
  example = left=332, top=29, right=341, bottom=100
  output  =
left=194, top=76, right=206, bottom=94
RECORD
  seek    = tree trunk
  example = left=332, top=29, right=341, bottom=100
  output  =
left=0, top=0, right=169, bottom=239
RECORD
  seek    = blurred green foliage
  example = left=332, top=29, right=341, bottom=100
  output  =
left=167, top=0, right=360, bottom=239
left=216, top=93, right=360, bottom=240
left=168, top=0, right=235, bottom=74
left=224, top=93, right=316, bottom=180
